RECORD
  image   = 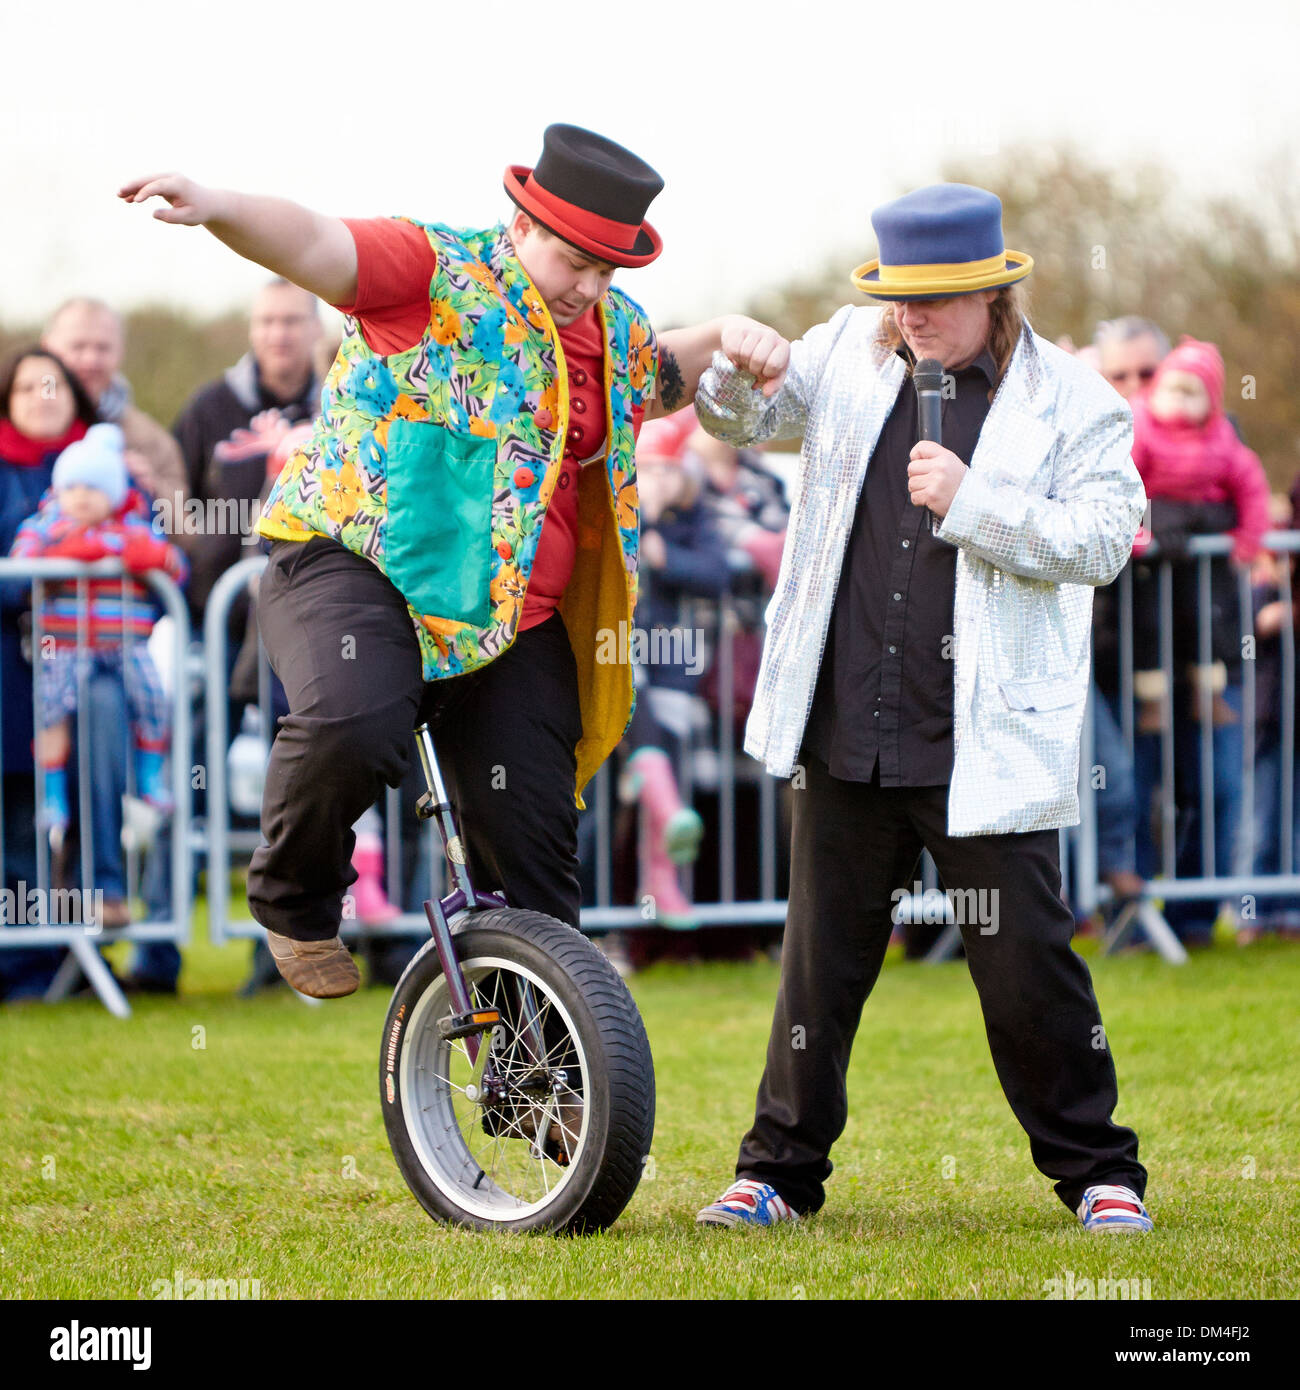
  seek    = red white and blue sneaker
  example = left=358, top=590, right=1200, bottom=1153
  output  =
left=1077, top=1183, right=1153, bottom=1233
left=696, top=1179, right=798, bottom=1228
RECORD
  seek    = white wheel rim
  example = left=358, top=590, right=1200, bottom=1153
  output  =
left=398, top=953, right=592, bottom=1222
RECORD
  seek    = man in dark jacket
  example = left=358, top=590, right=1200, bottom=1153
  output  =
left=171, top=278, right=322, bottom=637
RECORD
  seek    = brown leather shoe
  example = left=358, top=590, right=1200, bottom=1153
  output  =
left=265, top=931, right=360, bottom=998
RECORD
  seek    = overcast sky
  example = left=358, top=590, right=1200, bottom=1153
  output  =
left=4, top=0, right=1296, bottom=332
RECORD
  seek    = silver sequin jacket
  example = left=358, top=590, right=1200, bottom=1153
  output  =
left=695, top=306, right=1146, bottom=836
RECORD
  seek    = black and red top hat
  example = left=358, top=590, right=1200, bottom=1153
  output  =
left=504, top=124, right=664, bottom=268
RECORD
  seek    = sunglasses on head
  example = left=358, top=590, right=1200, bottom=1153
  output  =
left=1106, top=367, right=1157, bottom=384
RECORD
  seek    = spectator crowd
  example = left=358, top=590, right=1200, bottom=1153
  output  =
left=1, top=288, right=1296, bottom=1002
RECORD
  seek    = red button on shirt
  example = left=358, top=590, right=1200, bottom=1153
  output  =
left=523, top=309, right=607, bottom=630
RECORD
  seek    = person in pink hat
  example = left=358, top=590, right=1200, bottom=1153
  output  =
left=1129, top=336, right=1271, bottom=732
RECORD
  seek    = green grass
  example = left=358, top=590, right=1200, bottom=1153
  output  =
left=2, top=922, right=1298, bottom=1300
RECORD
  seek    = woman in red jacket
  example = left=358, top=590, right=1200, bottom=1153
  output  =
left=0, top=347, right=98, bottom=995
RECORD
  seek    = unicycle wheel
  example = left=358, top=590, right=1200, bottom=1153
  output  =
left=380, top=907, right=654, bottom=1233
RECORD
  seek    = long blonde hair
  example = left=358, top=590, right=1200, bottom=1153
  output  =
left=875, top=282, right=1030, bottom=392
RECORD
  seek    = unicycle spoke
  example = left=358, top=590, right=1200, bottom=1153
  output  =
left=405, top=958, right=588, bottom=1210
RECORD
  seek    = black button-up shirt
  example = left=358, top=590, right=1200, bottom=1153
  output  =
left=802, top=346, right=998, bottom=785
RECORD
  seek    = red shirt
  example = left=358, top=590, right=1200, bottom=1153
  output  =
left=339, top=217, right=613, bottom=630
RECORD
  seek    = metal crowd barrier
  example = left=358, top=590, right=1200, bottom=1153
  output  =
left=0, top=558, right=192, bottom=1015
left=583, top=580, right=785, bottom=928
left=12, top=528, right=1295, bottom=995
left=202, top=557, right=270, bottom=947
left=1067, top=530, right=1300, bottom=967
left=882, top=532, right=1300, bottom=965
left=1072, top=530, right=1300, bottom=962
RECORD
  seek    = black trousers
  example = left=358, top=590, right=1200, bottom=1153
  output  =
left=247, top=538, right=583, bottom=940
left=737, top=753, right=1147, bottom=1214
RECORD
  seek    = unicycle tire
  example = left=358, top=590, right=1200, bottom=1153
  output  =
left=380, top=907, right=655, bottom=1234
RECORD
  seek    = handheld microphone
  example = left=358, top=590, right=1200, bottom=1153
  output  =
left=912, top=357, right=944, bottom=529
left=912, top=357, right=945, bottom=445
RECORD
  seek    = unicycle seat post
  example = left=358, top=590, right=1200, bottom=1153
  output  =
left=412, top=723, right=486, bottom=1054
left=415, top=721, right=451, bottom=805
left=414, top=723, right=476, bottom=906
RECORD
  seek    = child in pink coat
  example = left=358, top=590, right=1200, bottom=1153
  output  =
left=1129, top=337, right=1270, bottom=729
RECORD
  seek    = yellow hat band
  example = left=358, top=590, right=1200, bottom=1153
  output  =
left=878, top=252, right=1007, bottom=284
left=851, top=250, right=1033, bottom=296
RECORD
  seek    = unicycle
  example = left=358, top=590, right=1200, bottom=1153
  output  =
left=380, top=723, right=655, bottom=1233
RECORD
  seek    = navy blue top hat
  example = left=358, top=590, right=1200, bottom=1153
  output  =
left=851, top=184, right=1032, bottom=300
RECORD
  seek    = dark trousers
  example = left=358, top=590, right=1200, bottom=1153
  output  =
left=247, top=538, right=583, bottom=940
left=737, top=753, right=1146, bottom=1214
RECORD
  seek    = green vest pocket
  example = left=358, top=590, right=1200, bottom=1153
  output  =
left=384, top=418, right=496, bottom=626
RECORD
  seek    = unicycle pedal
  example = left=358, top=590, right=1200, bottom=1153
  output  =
left=437, top=1008, right=501, bottom=1040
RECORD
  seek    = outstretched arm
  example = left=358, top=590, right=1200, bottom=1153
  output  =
left=649, top=316, right=789, bottom=418
left=118, top=173, right=358, bottom=306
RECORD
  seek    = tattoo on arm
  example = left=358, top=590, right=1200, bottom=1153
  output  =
left=658, top=347, right=685, bottom=411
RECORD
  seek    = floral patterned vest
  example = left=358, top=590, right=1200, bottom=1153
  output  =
left=256, top=221, right=658, bottom=805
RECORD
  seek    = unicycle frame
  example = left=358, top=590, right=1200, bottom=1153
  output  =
left=389, top=725, right=652, bottom=1225
left=412, top=722, right=513, bottom=1067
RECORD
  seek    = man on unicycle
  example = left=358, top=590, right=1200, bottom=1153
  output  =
left=122, top=124, right=789, bottom=997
